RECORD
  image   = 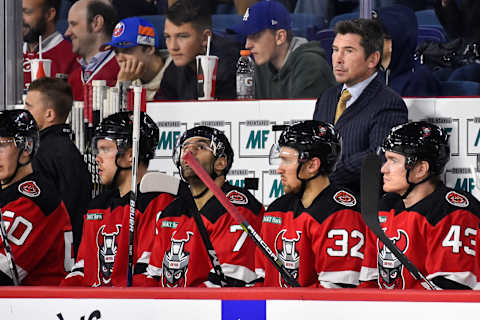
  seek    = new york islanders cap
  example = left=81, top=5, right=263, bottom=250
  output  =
left=228, top=0, right=291, bottom=36
left=101, top=17, right=159, bottom=50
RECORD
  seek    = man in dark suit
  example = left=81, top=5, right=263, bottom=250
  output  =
left=313, top=18, right=407, bottom=194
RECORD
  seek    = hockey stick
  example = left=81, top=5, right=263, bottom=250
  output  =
left=361, top=153, right=436, bottom=290
left=182, top=152, right=300, bottom=287
left=127, top=86, right=142, bottom=287
left=0, top=207, right=20, bottom=285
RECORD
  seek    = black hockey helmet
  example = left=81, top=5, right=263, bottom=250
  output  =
left=381, top=121, right=450, bottom=175
left=271, top=120, right=342, bottom=175
left=93, top=111, right=159, bottom=162
left=173, top=125, right=234, bottom=177
left=0, top=109, right=39, bottom=158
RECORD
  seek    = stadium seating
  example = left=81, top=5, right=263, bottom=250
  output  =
left=440, top=80, right=480, bottom=96
left=415, top=9, right=441, bottom=27
left=417, top=25, right=447, bottom=45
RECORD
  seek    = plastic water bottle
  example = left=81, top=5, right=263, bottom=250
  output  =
left=236, top=50, right=255, bottom=99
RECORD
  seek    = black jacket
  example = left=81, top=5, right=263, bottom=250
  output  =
left=32, top=124, right=92, bottom=257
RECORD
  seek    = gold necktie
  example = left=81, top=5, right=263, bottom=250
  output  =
left=334, top=89, right=351, bottom=124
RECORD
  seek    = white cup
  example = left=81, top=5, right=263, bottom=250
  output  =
left=30, top=58, right=52, bottom=81
left=196, top=55, right=218, bottom=100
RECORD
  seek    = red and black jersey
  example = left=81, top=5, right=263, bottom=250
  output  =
left=23, top=32, right=80, bottom=90
left=62, top=188, right=174, bottom=287
left=146, top=183, right=264, bottom=287
left=361, top=183, right=480, bottom=289
left=0, top=173, right=72, bottom=286
left=68, top=50, right=120, bottom=101
left=257, top=185, right=365, bottom=288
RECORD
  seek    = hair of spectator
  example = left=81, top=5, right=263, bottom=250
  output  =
left=334, top=18, right=384, bottom=69
left=165, top=0, right=212, bottom=33
left=28, top=77, right=73, bottom=123
left=268, top=29, right=293, bottom=44
left=41, top=0, right=62, bottom=23
left=86, top=0, right=119, bottom=38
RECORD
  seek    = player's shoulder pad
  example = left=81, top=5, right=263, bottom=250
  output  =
left=332, top=189, right=358, bottom=208
left=224, top=183, right=262, bottom=209
left=136, top=191, right=173, bottom=213
left=17, top=174, right=62, bottom=216
left=267, top=193, right=297, bottom=212
left=88, top=188, right=121, bottom=210
left=379, top=192, right=404, bottom=211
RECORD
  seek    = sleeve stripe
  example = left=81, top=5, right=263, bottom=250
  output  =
left=428, top=271, right=478, bottom=289
left=318, top=270, right=360, bottom=286
left=0, top=254, right=28, bottom=281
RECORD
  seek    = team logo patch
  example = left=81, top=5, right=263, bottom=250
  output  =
left=18, top=181, right=40, bottom=197
left=317, top=125, right=327, bottom=136
left=113, top=22, right=125, bottom=38
left=333, top=190, right=356, bottom=207
left=445, top=191, right=469, bottom=207
left=226, top=190, right=248, bottom=205
left=421, top=126, right=431, bottom=138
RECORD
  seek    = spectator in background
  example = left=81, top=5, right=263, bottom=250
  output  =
left=157, top=0, right=240, bottom=100
left=376, top=5, right=440, bottom=96
left=69, top=0, right=159, bottom=20
left=24, top=77, right=92, bottom=258
left=229, top=0, right=335, bottom=99
left=102, top=17, right=172, bottom=101
left=434, top=0, right=480, bottom=43
left=23, top=0, right=80, bottom=90
left=313, top=19, right=407, bottom=194
left=65, top=0, right=120, bottom=100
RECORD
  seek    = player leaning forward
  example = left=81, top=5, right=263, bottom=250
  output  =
left=258, top=120, right=366, bottom=287
left=0, top=110, right=72, bottom=285
left=360, top=121, right=480, bottom=289
left=62, top=112, right=175, bottom=286
left=146, top=126, right=264, bottom=287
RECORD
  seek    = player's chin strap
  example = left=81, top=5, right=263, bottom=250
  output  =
left=2, top=148, right=32, bottom=186
left=295, top=162, right=321, bottom=198
left=111, top=152, right=133, bottom=189
left=401, top=169, right=431, bottom=199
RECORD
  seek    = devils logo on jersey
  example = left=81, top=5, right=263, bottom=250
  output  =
left=18, top=181, right=41, bottom=197
left=275, top=229, right=301, bottom=287
left=162, top=231, right=193, bottom=288
left=377, top=229, right=409, bottom=289
left=95, top=224, right=121, bottom=286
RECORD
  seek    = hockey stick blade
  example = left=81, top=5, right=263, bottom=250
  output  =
left=139, top=171, right=181, bottom=195
left=361, top=153, right=436, bottom=290
left=183, top=152, right=300, bottom=287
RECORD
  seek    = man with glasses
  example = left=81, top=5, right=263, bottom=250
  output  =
left=146, top=126, right=264, bottom=287
left=257, top=120, right=366, bottom=287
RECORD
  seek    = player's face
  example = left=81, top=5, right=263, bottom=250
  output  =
left=0, top=137, right=20, bottom=184
left=65, top=0, right=95, bottom=58
left=95, top=138, right=118, bottom=185
left=332, top=33, right=378, bottom=87
left=24, top=90, right=48, bottom=130
left=179, top=137, right=215, bottom=181
left=276, top=146, right=302, bottom=194
left=381, top=151, right=409, bottom=194
left=164, top=20, right=207, bottom=67
left=245, top=29, right=278, bottom=66
left=23, top=0, right=48, bottom=44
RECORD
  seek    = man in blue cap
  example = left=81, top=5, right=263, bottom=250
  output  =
left=102, top=16, right=172, bottom=101
left=229, top=0, right=335, bottom=99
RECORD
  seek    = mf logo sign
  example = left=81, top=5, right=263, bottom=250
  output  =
left=262, top=169, right=284, bottom=206
left=227, top=169, right=257, bottom=196
left=445, top=167, right=477, bottom=194
left=467, top=118, right=480, bottom=155
left=425, top=117, right=459, bottom=156
left=239, top=120, right=276, bottom=158
left=156, top=121, right=187, bottom=158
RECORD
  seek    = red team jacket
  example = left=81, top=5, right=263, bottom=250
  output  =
left=62, top=189, right=175, bottom=287
left=360, top=184, right=480, bottom=289
left=146, top=183, right=264, bottom=287
left=23, top=32, right=80, bottom=90
left=0, top=173, right=72, bottom=285
left=257, top=185, right=366, bottom=288
left=68, top=50, right=120, bottom=101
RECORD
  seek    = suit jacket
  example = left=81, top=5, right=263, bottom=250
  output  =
left=312, top=74, right=408, bottom=193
